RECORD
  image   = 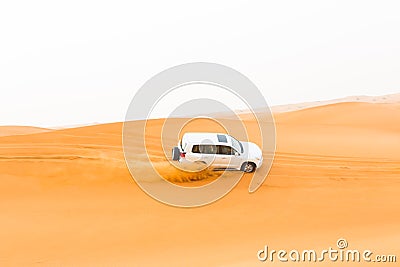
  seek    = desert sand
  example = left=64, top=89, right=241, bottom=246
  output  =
left=0, top=101, right=399, bottom=266
left=0, top=126, right=51, bottom=137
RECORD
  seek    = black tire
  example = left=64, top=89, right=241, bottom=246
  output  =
left=172, top=146, right=181, bottom=161
left=241, top=162, right=256, bottom=173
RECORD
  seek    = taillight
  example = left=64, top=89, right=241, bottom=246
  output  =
left=180, top=152, right=186, bottom=158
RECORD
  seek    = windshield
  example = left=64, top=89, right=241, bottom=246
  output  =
left=230, top=136, right=243, bottom=153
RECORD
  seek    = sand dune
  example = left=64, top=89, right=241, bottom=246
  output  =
left=0, top=126, right=51, bottom=137
left=271, top=92, right=400, bottom=113
left=0, top=100, right=399, bottom=266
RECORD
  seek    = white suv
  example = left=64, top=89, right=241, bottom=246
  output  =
left=172, top=132, right=263, bottom=173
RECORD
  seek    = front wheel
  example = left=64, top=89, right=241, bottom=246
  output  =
left=241, top=162, right=256, bottom=173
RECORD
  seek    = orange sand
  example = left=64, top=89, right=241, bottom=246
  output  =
left=0, top=102, right=399, bottom=266
left=0, top=126, right=50, bottom=137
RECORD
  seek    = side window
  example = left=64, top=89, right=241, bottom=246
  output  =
left=201, top=145, right=217, bottom=154
left=192, top=145, right=217, bottom=154
left=192, top=145, right=200, bottom=153
left=217, top=145, right=234, bottom=155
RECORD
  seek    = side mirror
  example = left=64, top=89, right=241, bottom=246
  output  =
left=234, top=151, right=239, bottom=156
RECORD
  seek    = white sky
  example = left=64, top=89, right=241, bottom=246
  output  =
left=149, top=84, right=249, bottom=119
left=1, top=0, right=399, bottom=127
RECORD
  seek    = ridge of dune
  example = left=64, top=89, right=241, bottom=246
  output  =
left=217, top=92, right=400, bottom=120
left=0, top=126, right=51, bottom=137
left=2, top=102, right=398, bottom=160
left=275, top=101, right=400, bottom=128
left=270, top=92, right=400, bottom=113
left=274, top=101, right=400, bottom=161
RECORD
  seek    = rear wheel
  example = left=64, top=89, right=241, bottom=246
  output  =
left=241, top=162, right=256, bottom=173
left=172, top=146, right=181, bottom=161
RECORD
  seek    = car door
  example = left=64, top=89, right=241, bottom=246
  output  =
left=186, top=144, right=217, bottom=165
left=214, top=145, right=236, bottom=168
